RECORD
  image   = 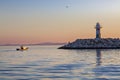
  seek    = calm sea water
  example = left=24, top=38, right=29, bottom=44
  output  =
left=0, top=45, right=120, bottom=80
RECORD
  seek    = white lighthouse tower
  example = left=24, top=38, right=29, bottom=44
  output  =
left=95, top=22, right=102, bottom=39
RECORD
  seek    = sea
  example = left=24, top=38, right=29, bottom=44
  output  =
left=0, top=45, right=120, bottom=80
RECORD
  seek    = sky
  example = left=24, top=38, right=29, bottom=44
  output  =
left=0, top=0, right=120, bottom=44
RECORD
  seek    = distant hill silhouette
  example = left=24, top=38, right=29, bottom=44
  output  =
left=33, top=42, right=66, bottom=45
left=0, top=42, right=66, bottom=46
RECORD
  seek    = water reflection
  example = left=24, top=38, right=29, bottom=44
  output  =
left=96, top=49, right=102, bottom=66
left=94, top=49, right=120, bottom=80
left=1, top=46, right=120, bottom=80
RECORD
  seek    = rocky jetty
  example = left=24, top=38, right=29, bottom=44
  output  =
left=59, top=22, right=120, bottom=49
left=59, top=38, right=120, bottom=49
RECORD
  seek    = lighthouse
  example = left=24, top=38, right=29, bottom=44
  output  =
left=95, top=22, right=102, bottom=39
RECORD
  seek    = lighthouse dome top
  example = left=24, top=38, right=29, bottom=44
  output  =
left=96, top=22, right=102, bottom=28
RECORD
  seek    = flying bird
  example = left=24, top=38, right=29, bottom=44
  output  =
left=66, top=5, right=69, bottom=8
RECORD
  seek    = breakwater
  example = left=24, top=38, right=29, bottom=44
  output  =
left=59, top=38, right=120, bottom=49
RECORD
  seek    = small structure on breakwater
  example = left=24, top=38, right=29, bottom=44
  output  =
left=59, top=22, right=120, bottom=49
left=95, top=22, right=102, bottom=39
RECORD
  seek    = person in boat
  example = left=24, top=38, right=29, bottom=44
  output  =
left=16, top=46, right=28, bottom=51
left=21, top=46, right=24, bottom=50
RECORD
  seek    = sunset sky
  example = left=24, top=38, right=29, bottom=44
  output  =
left=0, top=0, right=120, bottom=44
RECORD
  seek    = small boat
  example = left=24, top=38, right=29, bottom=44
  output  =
left=16, top=46, right=29, bottom=51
